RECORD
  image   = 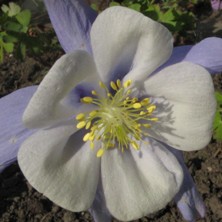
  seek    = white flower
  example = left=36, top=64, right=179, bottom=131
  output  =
left=18, top=6, right=215, bottom=221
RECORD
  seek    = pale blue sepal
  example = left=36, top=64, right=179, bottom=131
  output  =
left=171, top=149, right=205, bottom=222
left=184, top=37, right=222, bottom=74
left=89, top=186, right=112, bottom=222
left=0, top=86, right=37, bottom=173
left=44, top=0, right=97, bottom=54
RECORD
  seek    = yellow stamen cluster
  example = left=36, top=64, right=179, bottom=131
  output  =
left=76, top=79, right=158, bottom=157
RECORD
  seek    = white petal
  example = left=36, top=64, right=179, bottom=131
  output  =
left=143, top=62, right=216, bottom=151
left=18, top=124, right=100, bottom=211
left=23, top=50, right=100, bottom=128
left=91, top=6, right=173, bottom=83
left=101, top=139, right=183, bottom=221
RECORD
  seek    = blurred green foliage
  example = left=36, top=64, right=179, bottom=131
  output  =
left=213, top=91, right=222, bottom=141
left=0, top=2, right=32, bottom=61
left=108, top=0, right=197, bottom=37
left=0, top=2, right=59, bottom=62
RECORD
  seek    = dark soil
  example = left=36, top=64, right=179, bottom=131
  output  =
left=0, top=5, right=222, bottom=222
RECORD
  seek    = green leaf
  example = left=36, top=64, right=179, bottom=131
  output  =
left=0, top=31, right=6, bottom=38
left=3, top=34, right=18, bottom=43
left=145, top=4, right=161, bottom=21
left=3, top=2, right=21, bottom=17
left=0, top=39, right=4, bottom=62
left=215, top=91, right=222, bottom=104
left=213, top=110, right=222, bottom=129
left=213, top=91, right=222, bottom=140
left=110, top=2, right=120, bottom=7
left=16, top=10, right=31, bottom=26
left=128, top=3, right=141, bottom=11
left=215, top=126, right=222, bottom=140
left=20, top=26, right=29, bottom=33
left=4, top=21, right=22, bottom=32
left=19, top=42, right=26, bottom=59
left=145, top=4, right=162, bottom=21
left=213, top=118, right=222, bottom=140
left=3, top=42, right=14, bottom=53
left=8, top=2, right=21, bottom=17
left=90, top=3, right=98, bottom=11
left=1, top=4, right=9, bottom=13
left=160, top=9, right=175, bottom=23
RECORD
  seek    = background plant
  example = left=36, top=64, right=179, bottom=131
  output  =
left=213, top=91, right=222, bottom=140
left=110, top=0, right=196, bottom=35
left=0, top=1, right=59, bottom=62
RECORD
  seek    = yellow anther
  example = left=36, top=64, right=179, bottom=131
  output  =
left=76, top=113, right=85, bottom=120
left=126, top=89, right=132, bottom=95
left=91, top=125, right=97, bottom=131
left=82, top=97, right=93, bottom=103
left=89, top=110, right=97, bottom=117
left=135, top=134, right=142, bottom=140
left=134, top=123, right=141, bottom=129
left=83, top=133, right=90, bottom=141
left=116, top=79, right=121, bottom=88
left=143, top=123, right=151, bottom=128
left=123, top=80, right=132, bottom=88
left=75, top=79, right=158, bottom=157
left=97, top=148, right=105, bottom=157
left=132, top=98, right=138, bottom=103
left=110, top=81, right=118, bottom=91
left=99, top=81, right=106, bottom=88
left=123, top=100, right=128, bottom=105
left=91, top=90, right=97, bottom=95
left=131, top=141, right=139, bottom=150
left=89, top=133, right=95, bottom=141
left=86, top=121, right=91, bottom=129
left=147, top=105, right=156, bottom=113
left=141, top=98, right=150, bottom=106
left=97, top=135, right=101, bottom=140
left=108, top=143, right=115, bottom=148
left=77, top=121, right=86, bottom=129
left=149, top=117, right=159, bottom=122
left=133, top=103, right=142, bottom=109
left=107, top=93, right=112, bottom=97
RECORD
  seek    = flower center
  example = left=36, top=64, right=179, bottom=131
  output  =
left=75, top=79, right=158, bottom=157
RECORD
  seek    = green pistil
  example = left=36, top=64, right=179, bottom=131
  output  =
left=76, top=79, right=158, bottom=157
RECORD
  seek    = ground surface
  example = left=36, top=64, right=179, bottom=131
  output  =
left=0, top=3, right=222, bottom=222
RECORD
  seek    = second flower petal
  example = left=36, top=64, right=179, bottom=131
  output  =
left=101, top=139, right=183, bottom=221
left=91, top=6, right=173, bottom=83
left=23, top=51, right=100, bottom=129
left=144, top=62, right=216, bottom=151
left=18, top=123, right=100, bottom=211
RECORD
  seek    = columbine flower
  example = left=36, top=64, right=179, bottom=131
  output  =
left=1, top=1, right=222, bottom=221
left=15, top=6, right=216, bottom=222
